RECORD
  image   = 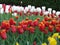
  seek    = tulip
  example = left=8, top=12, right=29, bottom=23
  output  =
left=45, top=21, right=49, bottom=27
left=29, top=26, right=35, bottom=33
left=0, top=8, right=4, bottom=14
left=43, top=30, right=48, bottom=34
left=0, top=4, right=2, bottom=9
left=56, top=27, right=60, bottom=32
left=42, top=43, right=47, bottom=45
left=0, top=29, right=7, bottom=40
left=11, top=25, right=16, bottom=33
left=33, top=20, right=39, bottom=26
left=28, top=20, right=33, bottom=25
left=49, top=38, right=57, bottom=45
left=38, top=22, right=45, bottom=31
left=33, top=41, right=36, bottom=45
left=15, top=42, right=19, bottom=45
left=5, top=5, right=11, bottom=13
left=58, top=35, right=60, bottom=39
left=28, top=5, right=31, bottom=9
left=17, top=26, right=24, bottom=34
left=36, top=7, right=41, bottom=13
left=48, top=25, right=54, bottom=32
left=9, top=18, right=16, bottom=25
left=1, top=21, right=10, bottom=30
left=52, top=33, right=59, bottom=38
left=51, top=19, right=56, bottom=25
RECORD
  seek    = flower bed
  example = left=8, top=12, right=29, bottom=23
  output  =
left=0, top=4, right=60, bottom=45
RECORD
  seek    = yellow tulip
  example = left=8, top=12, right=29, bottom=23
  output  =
left=42, top=43, right=47, bottom=45
left=58, top=35, right=60, bottom=39
left=48, top=36, right=52, bottom=41
left=52, top=33, right=59, bottom=38
left=16, top=42, right=19, bottom=45
left=49, top=38, right=57, bottom=45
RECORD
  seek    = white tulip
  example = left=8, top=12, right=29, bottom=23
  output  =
left=53, top=10, right=56, bottom=14
left=48, top=8, right=52, bottom=12
left=0, top=4, right=2, bottom=9
left=28, top=5, right=31, bottom=9
left=12, top=5, right=17, bottom=12
left=0, top=8, right=4, bottom=14
left=56, top=11, right=60, bottom=16
left=42, top=6, right=46, bottom=11
left=48, top=8, right=52, bottom=14
left=30, top=9, right=34, bottom=12
left=16, top=6, right=20, bottom=12
left=25, top=7, right=29, bottom=12
left=36, top=7, right=41, bottom=13
left=31, top=6, right=35, bottom=9
left=5, top=5, right=11, bottom=13
left=20, top=6, right=24, bottom=11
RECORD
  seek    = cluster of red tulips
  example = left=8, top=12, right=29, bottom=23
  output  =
left=0, top=15, right=60, bottom=40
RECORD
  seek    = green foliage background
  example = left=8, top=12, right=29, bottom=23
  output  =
left=0, top=0, right=60, bottom=10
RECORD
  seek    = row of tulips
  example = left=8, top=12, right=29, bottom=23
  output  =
left=0, top=4, right=60, bottom=18
left=0, top=13, right=60, bottom=45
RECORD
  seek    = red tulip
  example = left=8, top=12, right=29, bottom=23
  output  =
left=9, top=18, right=16, bottom=25
left=28, top=20, right=33, bottom=25
left=11, top=25, right=16, bottom=33
left=45, top=21, right=49, bottom=27
left=33, top=20, right=39, bottom=26
left=51, top=20, right=56, bottom=25
left=38, top=22, right=45, bottom=31
left=43, top=30, right=48, bottom=34
left=40, top=11, right=43, bottom=16
left=29, top=27, right=35, bottom=33
left=17, top=26, right=24, bottom=34
left=48, top=25, right=54, bottom=32
left=22, top=25, right=28, bottom=31
left=56, top=27, right=60, bottom=32
left=33, top=41, right=36, bottom=45
left=1, top=21, right=10, bottom=30
left=0, top=29, right=7, bottom=40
